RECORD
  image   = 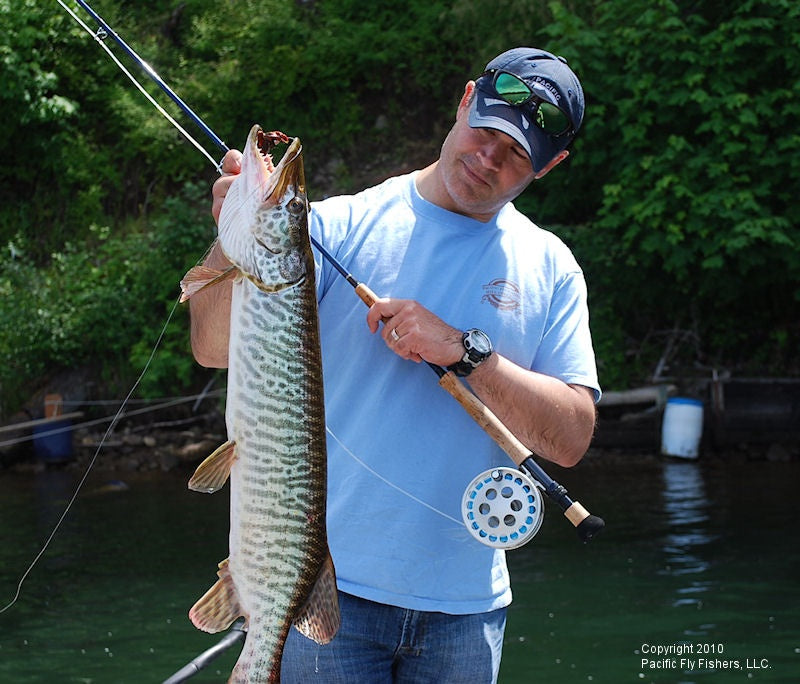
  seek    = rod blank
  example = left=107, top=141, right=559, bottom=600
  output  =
left=74, top=0, right=228, bottom=153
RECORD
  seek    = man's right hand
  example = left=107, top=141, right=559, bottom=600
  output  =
left=211, top=149, right=243, bottom=225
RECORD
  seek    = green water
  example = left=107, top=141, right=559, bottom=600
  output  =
left=0, top=456, right=797, bottom=683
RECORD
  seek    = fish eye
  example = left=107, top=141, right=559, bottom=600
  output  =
left=287, top=197, right=305, bottom=216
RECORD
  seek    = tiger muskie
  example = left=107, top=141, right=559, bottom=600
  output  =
left=180, top=124, right=339, bottom=683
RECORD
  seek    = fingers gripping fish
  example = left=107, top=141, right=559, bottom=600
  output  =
left=180, top=125, right=339, bottom=683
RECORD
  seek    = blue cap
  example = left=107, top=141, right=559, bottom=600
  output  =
left=469, top=47, right=585, bottom=173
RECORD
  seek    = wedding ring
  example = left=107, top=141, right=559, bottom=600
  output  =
left=390, top=328, right=400, bottom=342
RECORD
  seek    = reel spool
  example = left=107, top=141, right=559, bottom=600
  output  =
left=461, top=467, right=544, bottom=549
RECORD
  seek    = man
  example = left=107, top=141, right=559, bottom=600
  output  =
left=191, top=47, right=600, bottom=683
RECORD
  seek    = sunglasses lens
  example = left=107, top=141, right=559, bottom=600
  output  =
left=490, top=71, right=571, bottom=136
left=494, top=72, right=531, bottom=106
left=537, top=102, right=571, bottom=135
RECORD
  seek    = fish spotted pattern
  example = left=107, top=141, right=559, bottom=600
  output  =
left=180, top=125, right=339, bottom=683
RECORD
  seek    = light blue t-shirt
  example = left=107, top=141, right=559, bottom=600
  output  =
left=309, top=172, right=599, bottom=615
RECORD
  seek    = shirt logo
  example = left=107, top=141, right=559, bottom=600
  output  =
left=482, top=279, right=521, bottom=311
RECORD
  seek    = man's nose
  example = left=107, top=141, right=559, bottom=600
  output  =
left=477, top=138, right=504, bottom=170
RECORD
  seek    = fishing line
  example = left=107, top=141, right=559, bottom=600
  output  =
left=326, top=425, right=545, bottom=548
left=324, top=425, right=463, bottom=527
left=2, top=2, right=226, bottom=611
left=0, top=295, right=182, bottom=614
left=55, top=0, right=222, bottom=172
left=5, top=3, right=296, bottom=605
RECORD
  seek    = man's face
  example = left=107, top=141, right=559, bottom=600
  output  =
left=436, top=89, right=536, bottom=221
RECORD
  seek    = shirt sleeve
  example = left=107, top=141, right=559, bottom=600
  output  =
left=532, top=269, right=601, bottom=402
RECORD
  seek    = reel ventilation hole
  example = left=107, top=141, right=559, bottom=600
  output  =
left=461, top=467, right=544, bottom=549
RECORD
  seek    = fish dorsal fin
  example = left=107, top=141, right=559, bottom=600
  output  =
left=189, top=558, right=246, bottom=633
left=188, top=441, right=236, bottom=493
left=293, top=552, right=340, bottom=645
left=179, top=264, right=238, bottom=302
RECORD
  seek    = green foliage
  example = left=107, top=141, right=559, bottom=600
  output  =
left=0, top=182, right=213, bottom=414
left=540, top=0, right=800, bottom=383
left=0, top=1, right=107, bottom=261
left=127, top=182, right=217, bottom=398
left=180, top=0, right=472, bottom=172
left=1, top=0, right=798, bottom=417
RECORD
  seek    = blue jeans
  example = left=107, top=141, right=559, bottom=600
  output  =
left=281, top=591, right=506, bottom=683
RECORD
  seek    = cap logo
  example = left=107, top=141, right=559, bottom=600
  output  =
left=530, top=75, right=561, bottom=103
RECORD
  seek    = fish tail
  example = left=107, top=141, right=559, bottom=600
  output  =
left=293, top=551, right=340, bottom=645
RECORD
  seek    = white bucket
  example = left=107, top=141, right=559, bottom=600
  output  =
left=661, top=398, right=704, bottom=459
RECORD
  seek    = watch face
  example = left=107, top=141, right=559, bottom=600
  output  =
left=466, top=329, right=492, bottom=355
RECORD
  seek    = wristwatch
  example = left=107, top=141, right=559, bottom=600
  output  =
left=447, top=329, right=493, bottom=377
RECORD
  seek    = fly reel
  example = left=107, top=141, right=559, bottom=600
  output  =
left=461, top=467, right=544, bottom=549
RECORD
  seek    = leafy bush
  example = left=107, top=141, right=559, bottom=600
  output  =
left=0, top=182, right=213, bottom=415
left=1, top=0, right=798, bottom=418
left=540, top=0, right=800, bottom=383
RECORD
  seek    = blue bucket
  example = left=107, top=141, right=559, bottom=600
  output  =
left=33, top=419, right=74, bottom=463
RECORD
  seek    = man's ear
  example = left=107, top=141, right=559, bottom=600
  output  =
left=456, top=81, right=477, bottom=119
left=534, top=149, right=570, bottom=179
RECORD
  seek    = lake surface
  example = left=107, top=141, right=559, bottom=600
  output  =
left=0, top=454, right=797, bottom=683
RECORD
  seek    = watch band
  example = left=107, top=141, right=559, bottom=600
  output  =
left=447, top=329, right=493, bottom=377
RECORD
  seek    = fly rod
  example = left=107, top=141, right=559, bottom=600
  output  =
left=68, top=0, right=328, bottom=259
left=68, top=0, right=604, bottom=542
left=73, top=0, right=227, bottom=152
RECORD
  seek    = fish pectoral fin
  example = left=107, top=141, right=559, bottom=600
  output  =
left=293, top=551, right=340, bottom=645
left=188, top=441, right=236, bottom=493
left=189, top=558, right=246, bottom=634
left=179, top=264, right=238, bottom=302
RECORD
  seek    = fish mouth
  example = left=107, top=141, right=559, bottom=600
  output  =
left=271, top=137, right=305, bottom=202
left=254, top=130, right=308, bottom=293
left=255, top=131, right=305, bottom=206
left=217, top=125, right=309, bottom=293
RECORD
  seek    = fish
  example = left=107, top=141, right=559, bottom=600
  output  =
left=179, top=124, right=339, bottom=683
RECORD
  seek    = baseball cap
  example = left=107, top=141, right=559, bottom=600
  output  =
left=469, top=47, right=585, bottom=173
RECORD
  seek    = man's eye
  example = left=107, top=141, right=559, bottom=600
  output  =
left=511, top=145, right=527, bottom=160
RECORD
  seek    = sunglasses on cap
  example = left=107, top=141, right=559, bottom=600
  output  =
left=482, top=69, right=573, bottom=137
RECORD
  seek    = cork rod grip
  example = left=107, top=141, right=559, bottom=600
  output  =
left=437, top=371, right=529, bottom=467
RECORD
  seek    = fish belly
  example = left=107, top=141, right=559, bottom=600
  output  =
left=226, top=276, right=328, bottom=682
